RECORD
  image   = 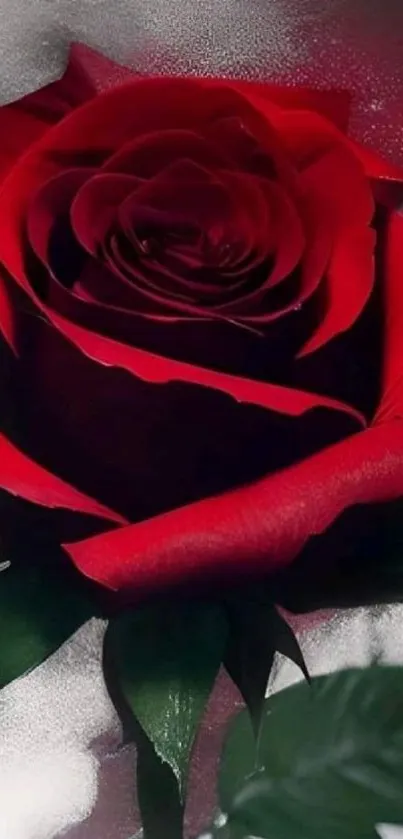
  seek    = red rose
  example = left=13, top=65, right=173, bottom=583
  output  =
left=0, top=43, right=403, bottom=597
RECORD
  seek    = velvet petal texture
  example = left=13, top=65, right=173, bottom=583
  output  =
left=64, top=421, right=403, bottom=596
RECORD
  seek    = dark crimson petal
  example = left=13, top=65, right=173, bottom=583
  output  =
left=204, top=111, right=298, bottom=197
left=29, top=260, right=191, bottom=343
left=120, top=159, right=233, bottom=229
left=375, top=212, right=403, bottom=423
left=300, top=144, right=374, bottom=229
left=217, top=179, right=305, bottom=320
left=0, top=76, right=294, bottom=302
left=37, top=309, right=366, bottom=425
left=27, top=167, right=95, bottom=266
left=264, top=183, right=305, bottom=288
left=0, top=273, right=16, bottom=350
left=136, top=230, right=223, bottom=299
left=0, top=431, right=125, bottom=523
left=221, top=79, right=352, bottom=132
left=297, top=196, right=334, bottom=302
left=274, top=168, right=349, bottom=324
left=235, top=193, right=333, bottom=328
left=208, top=171, right=273, bottom=279
left=14, top=309, right=358, bottom=527
left=17, top=264, right=277, bottom=381
left=268, top=108, right=340, bottom=169
left=0, top=72, right=369, bottom=427
left=51, top=255, right=145, bottom=312
left=294, top=145, right=375, bottom=352
left=201, top=116, right=278, bottom=177
left=118, top=166, right=273, bottom=299
left=220, top=145, right=370, bottom=325
left=105, top=232, right=223, bottom=317
left=71, top=172, right=143, bottom=254
left=27, top=168, right=147, bottom=312
left=63, top=422, right=403, bottom=595
left=9, top=257, right=290, bottom=383
left=291, top=265, right=383, bottom=422
left=102, top=129, right=230, bottom=176
left=299, top=226, right=376, bottom=356
left=108, top=223, right=221, bottom=305
left=107, top=161, right=272, bottom=314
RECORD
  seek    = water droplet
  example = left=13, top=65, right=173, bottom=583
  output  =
left=214, top=811, right=228, bottom=828
left=139, top=239, right=152, bottom=255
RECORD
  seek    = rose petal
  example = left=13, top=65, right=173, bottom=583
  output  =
left=0, top=431, right=125, bottom=523
left=63, top=421, right=403, bottom=594
left=213, top=180, right=305, bottom=320
left=106, top=161, right=272, bottom=314
left=71, top=172, right=143, bottom=254
left=107, top=223, right=222, bottom=305
left=224, top=79, right=352, bottom=132
left=118, top=165, right=272, bottom=300
left=296, top=201, right=334, bottom=303
left=27, top=168, right=146, bottom=311
left=18, top=302, right=362, bottom=524
left=353, top=139, right=403, bottom=184
left=268, top=108, right=342, bottom=169
left=267, top=144, right=375, bottom=326
left=264, top=182, right=305, bottom=288
left=300, top=144, right=374, bottom=229
left=0, top=70, right=375, bottom=427
left=0, top=272, right=16, bottom=351
left=0, top=77, right=291, bottom=304
left=105, top=231, right=224, bottom=317
left=202, top=116, right=279, bottom=179
left=27, top=167, right=95, bottom=266
left=102, top=128, right=230, bottom=176
left=0, top=80, right=211, bottom=279
left=209, top=171, right=273, bottom=278
left=299, top=226, right=376, bottom=356
left=41, top=308, right=365, bottom=427
left=52, top=255, right=143, bottom=311
left=375, top=211, right=403, bottom=423
left=121, top=159, right=233, bottom=227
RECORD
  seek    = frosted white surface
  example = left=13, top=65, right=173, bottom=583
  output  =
left=2, top=608, right=403, bottom=838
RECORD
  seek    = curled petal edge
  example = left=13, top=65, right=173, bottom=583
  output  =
left=63, top=421, right=403, bottom=595
left=0, top=432, right=126, bottom=523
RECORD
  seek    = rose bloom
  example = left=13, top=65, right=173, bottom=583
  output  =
left=0, top=43, right=402, bottom=602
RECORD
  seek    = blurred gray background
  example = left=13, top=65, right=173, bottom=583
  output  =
left=0, top=1, right=403, bottom=837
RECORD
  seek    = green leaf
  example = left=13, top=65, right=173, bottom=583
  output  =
left=106, top=600, right=227, bottom=800
left=136, top=729, right=184, bottom=839
left=0, top=560, right=93, bottom=687
left=218, top=666, right=403, bottom=838
left=224, top=591, right=308, bottom=737
left=269, top=607, right=310, bottom=683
